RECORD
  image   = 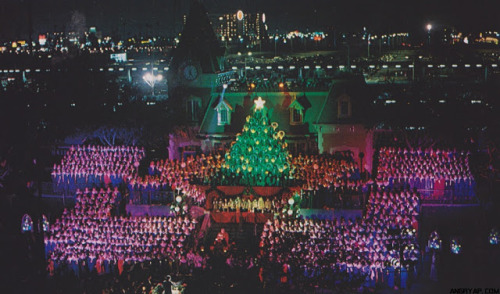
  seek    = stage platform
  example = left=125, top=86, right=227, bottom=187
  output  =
left=209, top=208, right=363, bottom=223
left=211, top=211, right=273, bottom=223
left=298, top=208, right=363, bottom=220
left=125, top=203, right=363, bottom=221
left=126, top=204, right=173, bottom=217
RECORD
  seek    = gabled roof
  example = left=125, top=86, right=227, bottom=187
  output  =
left=199, top=75, right=368, bottom=136
left=289, top=95, right=312, bottom=111
left=213, top=99, right=234, bottom=111
left=199, top=91, right=328, bottom=136
left=316, top=75, right=369, bottom=124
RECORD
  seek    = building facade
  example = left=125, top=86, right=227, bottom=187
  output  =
left=168, top=2, right=373, bottom=172
left=210, top=11, right=267, bottom=46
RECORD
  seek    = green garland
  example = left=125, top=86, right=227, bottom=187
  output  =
left=222, top=100, right=293, bottom=187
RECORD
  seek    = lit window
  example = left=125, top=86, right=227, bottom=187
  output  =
left=215, top=100, right=233, bottom=126
left=218, top=109, right=228, bottom=125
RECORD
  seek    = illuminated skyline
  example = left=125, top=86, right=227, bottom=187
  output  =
left=0, top=0, right=497, bottom=40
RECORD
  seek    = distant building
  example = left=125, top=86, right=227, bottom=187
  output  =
left=209, top=11, right=267, bottom=46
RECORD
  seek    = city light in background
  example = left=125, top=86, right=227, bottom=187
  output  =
left=0, top=1, right=499, bottom=294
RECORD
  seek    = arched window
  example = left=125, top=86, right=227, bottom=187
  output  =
left=337, top=93, right=352, bottom=119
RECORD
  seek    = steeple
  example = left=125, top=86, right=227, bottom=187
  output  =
left=170, top=0, right=225, bottom=74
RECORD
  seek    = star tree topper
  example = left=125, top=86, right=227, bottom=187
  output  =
left=254, top=97, right=266, bottom=110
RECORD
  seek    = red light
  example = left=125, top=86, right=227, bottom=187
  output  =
left=279, top=82, right=284, bottom=88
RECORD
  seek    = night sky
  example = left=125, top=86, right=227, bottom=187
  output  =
left=0, top=0, right=498, bottom=39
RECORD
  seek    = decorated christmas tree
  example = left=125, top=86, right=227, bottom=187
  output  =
left=222, top=97, right=293, bottom=186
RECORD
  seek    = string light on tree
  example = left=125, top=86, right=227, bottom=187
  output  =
left=221, top=97, right=294, bottom=186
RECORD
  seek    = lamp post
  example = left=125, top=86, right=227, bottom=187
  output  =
left=426, top=24, right=432, bottom=46
left=387, top=228, right=407, bottom=292
left=367, top=34, right=371, bottom=59
left=143, top=71, right=163, bottom=96
left=342, top=42, right=350, bottom=69
left=412, top=60, right=415, bottom=81
left=245, top=51, right=252, bottom=79
left=274, top=35, right=278, bottom=57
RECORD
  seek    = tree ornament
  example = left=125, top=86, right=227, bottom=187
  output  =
left=220, top=99, right=294, bottom=186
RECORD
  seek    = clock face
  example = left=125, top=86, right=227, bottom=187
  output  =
left=183, top=65, right=198, bottom=81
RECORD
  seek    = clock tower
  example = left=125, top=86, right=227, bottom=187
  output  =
left=182, top=64, right=199, bottom=81
left=166, top=0, right=226, bottom=160
left=169, top=0, right=225, bottom=90
left=168, top=0, right=225, bottom=126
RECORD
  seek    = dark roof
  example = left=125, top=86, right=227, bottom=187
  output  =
left=316, top=75, right=369, bottom=124
left=199, top=75, right=369, bottom=136
left=297, top=94, right=312, bottom=109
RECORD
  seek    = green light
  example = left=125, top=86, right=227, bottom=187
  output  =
left=221, top=100, right=293, bottom=186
